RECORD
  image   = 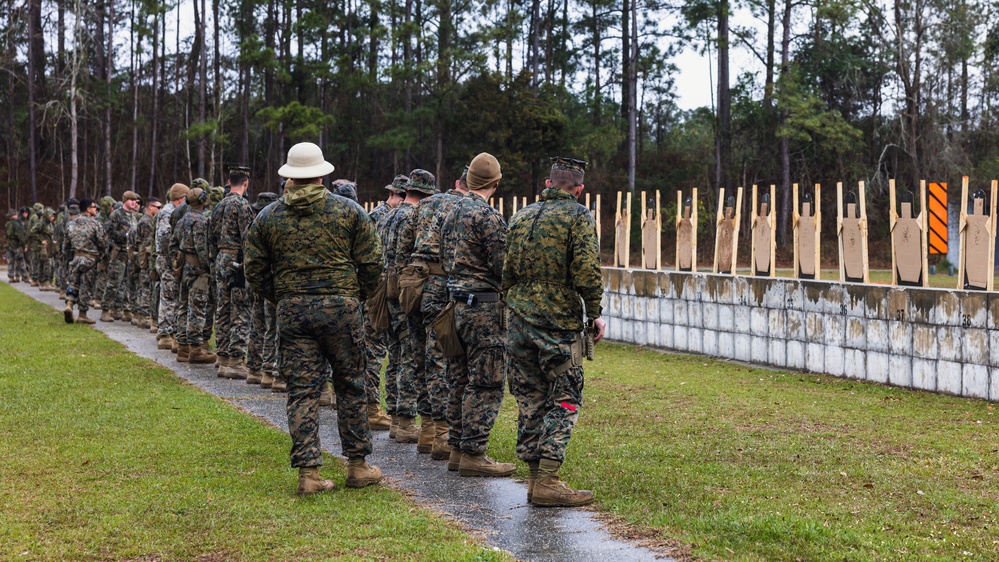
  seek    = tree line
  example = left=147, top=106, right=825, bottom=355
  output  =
left=2, top=0, right=998, bottom=250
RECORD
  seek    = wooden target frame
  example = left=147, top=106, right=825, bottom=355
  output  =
left=836, top=181, right=870, bottom=283
left=713, top=186, right=743, bottom=274
left=750, top=184, right=776, bottom=277
left=615, top=191, right=632, bottom=268
left=793, top=183, right=821, bottom=280
left=640, top=190, right=662, bottom=270
left=957, top=176, right=998, bottom=291
left=675, top=188, right=698, bottom=272
left=889, top=179, right=929, bottom=287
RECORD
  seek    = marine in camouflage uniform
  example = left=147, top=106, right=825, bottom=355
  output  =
left=387, top=169, right=438, bottom=446
left=101, top=192, right=141, bottom=321
left=5, top=209, right=28, bottom=282
left=175, top=188, right=217, bottom=363
left=154, top=184, right=189, bottom=349
left=130, top=198, right=160, bottom=327
left=92, top=196, right=117, bottom=305
left=502, top=156, right=606, bottom=507
left=440, top=152, right=514, bottom=477
left=29, top=208, right=56, bottom=289
left=245, top=192, right=280, bottom=387
left=169, top=179, right=211, bottom=355
left=244, top=142, right=383, bottom=494
left=52, top=201, right=78, bottom=295
left=369, top=176, right=408, bottom=430
left=409, top=170, right=469, bottom=458
left=64, top=198, right=106, bottom=324
left=27, top=203, right=43, bottom=284
left=209, top=168, right=254, bottom=378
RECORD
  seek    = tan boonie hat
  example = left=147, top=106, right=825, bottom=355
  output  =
left=278, top=142, right=335, bottom=179
left=122, top=190, right=141, bottom=201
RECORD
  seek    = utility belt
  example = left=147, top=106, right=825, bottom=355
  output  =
left=217, top=248, right=239, bottom=256
left=450, top=291, right=500, bottom=306
left=426, top=261, right=445, bottom=276
left=75, top=251, right=99, bottom=260
left=110, top=246, right=126, bottom=261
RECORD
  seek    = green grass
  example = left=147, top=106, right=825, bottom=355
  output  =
left=487, top=346, right=999, bottom=561
left=0, top=283, right=506, bottom=562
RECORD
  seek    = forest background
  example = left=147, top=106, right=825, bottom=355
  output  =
left=2, top=0, right=996, bottom=262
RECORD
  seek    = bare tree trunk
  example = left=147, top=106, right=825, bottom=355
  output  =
left=715, top=0, right=731, bottom=189
left=6, top=0, right=16, bottom=203
left=777, top=0, right=792, bottom=244
left=27, top=0, right=44, bottom=202
left=130, top=0, right=139, bottom=191
left=69, top=0, right=83, bottom=200
left=104, top=0, right=115, bottom=196
left=148, top=4, right=159, bottom=197
left=198, top=0, right=207, bottom=179
left=529, top=0, right=540, bottom=90
left=627, top=0, right=637, bottom=191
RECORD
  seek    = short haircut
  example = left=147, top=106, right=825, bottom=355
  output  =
left=550, top=169, right=583, bottom=190
left=146, top=197, right=161, bottom=207
left=79, top=198, right=96, bottom=211
left=457, top=174, right=468, bottom=190
left=229, top=171, right=249, bottom=186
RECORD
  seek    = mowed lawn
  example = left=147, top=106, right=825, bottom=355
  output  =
left=490, top=341, right=999, bottom=560
left=0, top=283, right=505, bottom=561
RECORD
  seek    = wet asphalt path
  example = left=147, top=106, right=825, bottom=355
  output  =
left=7, top=277, right=668, bottom=561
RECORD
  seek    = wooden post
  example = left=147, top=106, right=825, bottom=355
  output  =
left=595, top=194, right=602, bottom=247
left=656, top=190, right=662, bottom=270
left=859, top=181, right=870, bottom=283
left=499, top=197, right=504, bottom=218
left=692, top=188, right=698, bottom=272
left=713, top=188, right=725, bottom=274
left=732, top=186, right=743, bottom=272
left=769, top=184, right=776, bottom=276
left=890, top=179, right=899, bottom=285
left=921, top=180, right=929, bottom=287
left=614, top=191, right=632, bottom=268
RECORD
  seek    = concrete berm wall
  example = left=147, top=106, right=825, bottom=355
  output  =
left=600, top=267, right=999, bottom=402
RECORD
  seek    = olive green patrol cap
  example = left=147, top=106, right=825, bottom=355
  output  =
left=122, top=190, right=141, bottom=202
left=406, top=169, right=438, bottom=195
left=550, top=156, right=588, bottom=176
left=252, top=192, right=279, bottom=212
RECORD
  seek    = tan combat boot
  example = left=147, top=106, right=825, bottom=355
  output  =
left=138, top=315, right=152, bottom=329
left=31, top=279, right=39, bottom=287
left=189, top=344, right=217, bottom=364
left=124, top=311, right=135, bottom=324
left=271, top=376, right=287, bottom=392
left=64, top=302, right=75, bottom=324
left=260, top=371, right=274, bottom=389
left=366, top=404, right=391, bottom=431
left=176, top=344, right=191, bottom=362
left=100, top=309, right=114, bottom=322
left=530, top=459, right=594, bottom=507
left=76, top=310, right=96, bottom=324
left=216, top=355, right=233, bottom=378
left=227, top=358, right=249, bottom=380
left=40, top=282, right=54, bottom=292
left=416, top=419, right=436, bottom=453
left=149, top=322, right=158, bottom=333
left=59, top=290, right=66, bottom=300
left=430, top=420, right=451, bottom=460
left=388, top=415, right=399, bottom=439
left=89, top=299, right=100, bottom=310
left=526, top=460, right=540, bottom=503
left=171, top=339, right=179, bottom=353
left=111, top=309, right=123, bottom=320
left=319, top=384, right=334, bottom=407
left=345, top=458, right=382, bottom=488
left=458, top=453, right=516, bottom=478
left=246, top=368, right=263, bottom=385
left=447, top=449, right=461, bottom=472
left=296, top=467, right=336, bottom=495
left=157, top=335, right=175, bottom=350
left=394, top=416, right=420, bottom=444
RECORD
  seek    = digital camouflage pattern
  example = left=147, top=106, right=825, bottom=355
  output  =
left=177, top=207, right=211, bottom=346
left=441, top=191, right=506, bottom=293
left=440, top=189, right=508, bottom=455
left=155, top=201, right=179, bottom=337
left=244, top=182, right=381, bottom=467
left=65, top=215, right=106, bottom=312
left=29, top=211, right=54, bottom=283
left=244, top=184, right=382, bottom=304
left=132, top=212, right=156, bottom=317
left=279, top=295, right=372, bottom=466
left=5, top=214, right=27, bottom=280
left=368, top=201, right=391, bottom=225
left=376, top=204, right=404, bottom=416
left=209, top=192, right=254, bottom=358
left=507, top=313, right=584, bottom=463
left=247, top=287, right=278, bottom=375
left=102, top=206, right=139, bottom=312
left=361, top=303, right=387, bottom=405
left=503, top=184, right=602, bottom=465
left=502, top=187, right=602, bottom=332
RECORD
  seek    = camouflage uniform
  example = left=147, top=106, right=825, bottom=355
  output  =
left=27, top=204, right=42, bottom=282
left=102, top=206, right=139, bottom=313
left=132, top=212, right=156, bottom=318
left=52, top=207, right=72, bottom=290
left=503, top=186, right=602, bottom=464
left=247, top=288, right=278, bottom=375
left=245, top=182, right=382, bottom=466
left=29, top=210, right=55, bottom=284
left=5, top=213, right=27, bottom=281
left=408, top=188, right=464, bottom=422
left=93, top=196, right=116, bottom=298
left=440, top=190, right=508, bottom=455
left=208, top=192, right=254, bottom=359
left=155, top=201, right=179, bottom=338
left=378, top=205, right=404, bottom=415
left=176, top=206, right=212, bottom=347
left=65, top=214, right=106, bottom=312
